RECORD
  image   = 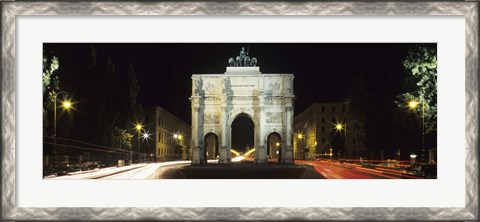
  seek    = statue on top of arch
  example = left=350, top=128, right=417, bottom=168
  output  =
left=228, top=46, right=258, bottom=67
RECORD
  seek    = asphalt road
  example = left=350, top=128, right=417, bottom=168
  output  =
left=49, top=160, right=421, bottom=179
left=151, top=162, right=325, bottom=179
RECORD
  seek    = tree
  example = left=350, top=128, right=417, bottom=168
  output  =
left=395, top=45, right=437, bottom=133
left=42, top=50, right=60, bottom=135
left=112, top=127, right=133, bottom=150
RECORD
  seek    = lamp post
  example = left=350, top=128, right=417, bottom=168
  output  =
left=296, top=133, right=304, bottom=159
left=142, top=132, right=150, bottom=162
left=173, top=132, right=183, bottom=160
left=408, top=98, right=425, bottom=163
left=53, top=91, right=70, bottom=138
left=135, top=124, right=142, bottom=163
left=53, top=91, right=71, bottom=156
left=335, top=123, right=347, bottom=160
left=410, top=153, right=417, bottom=164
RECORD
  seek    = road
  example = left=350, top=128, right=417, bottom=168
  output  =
left=48, top=160, right=419, bottom=179
left=296, top=160, right=420, bottom=179
left=49, top=161, right=190, bottom=179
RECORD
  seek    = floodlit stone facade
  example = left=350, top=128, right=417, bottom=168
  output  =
left=144, top=106, right=191, bottom=162
left=293, top=101, right=366, bottom=160
left=190, top=67, right=295, bottom=164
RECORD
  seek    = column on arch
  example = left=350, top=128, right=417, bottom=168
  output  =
left=256, top=105, right=267, bottom=163
left=219, top=106, right=230, bottom=163
left=283, top=106, right=294, bottom=163
left=191, top=105, right=202, bottom=164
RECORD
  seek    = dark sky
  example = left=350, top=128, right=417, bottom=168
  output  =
left=92, top=43, right=415, bottom=125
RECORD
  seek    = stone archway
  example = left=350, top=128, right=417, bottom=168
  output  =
left=190, top=50, right=295, bottom=165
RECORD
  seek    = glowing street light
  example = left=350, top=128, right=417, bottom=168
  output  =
left=297, top=133, right=303, bottom=140
left=62, top=100, right=72, bottom=109
left=410, top=153, right=418, bottom=164
left=173, top=132, right=183, bottom=142
left=335, top=124, right=343, bottom=131
left=408, top=100, right=419, bottom=109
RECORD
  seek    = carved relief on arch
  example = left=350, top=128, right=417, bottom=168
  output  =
left=266, top=112, right=282, bottom=124
left=204, top=113, right=220, bottom=124
left=205, top=81, right=215, bottom=93
left=269, top=81, right=280, bottom=92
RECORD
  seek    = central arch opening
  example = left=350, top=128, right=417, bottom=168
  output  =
left=231, top=113, right=254, bottom=158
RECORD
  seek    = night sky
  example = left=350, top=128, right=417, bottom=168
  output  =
left=91, top=43, right=415, bottom=124
left=47, top=43, right=433, bottom=156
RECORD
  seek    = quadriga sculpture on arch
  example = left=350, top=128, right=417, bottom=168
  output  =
left=228, top=46, right=258, bottom=67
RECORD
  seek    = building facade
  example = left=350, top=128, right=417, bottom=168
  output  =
left=293, top=101, right=366, bottom=160
left=144, top=106, right=191, bottom=162
left=190, top=66, right=295, bottom=164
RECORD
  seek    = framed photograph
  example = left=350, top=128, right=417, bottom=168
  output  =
left=2, top=1, right=478, bottom=221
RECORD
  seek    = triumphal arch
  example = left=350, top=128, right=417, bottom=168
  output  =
left=190, top=47, right=295, bottom=164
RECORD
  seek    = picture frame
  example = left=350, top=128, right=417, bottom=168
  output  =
left=1, top=1, right=478, bottom=221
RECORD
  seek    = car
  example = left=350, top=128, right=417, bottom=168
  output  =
left=404, top=163, right=437, bottom=179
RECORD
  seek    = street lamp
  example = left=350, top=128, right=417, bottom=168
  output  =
left=296, top=133, right=303, bottom=140
left=134, top=123, right=142, bottom=164
left=173, top=132, right=183, bottom=160
left=53, top=91, right=71, bottom=158
left=53, top=91, right=70, bottom=137
left=142, top=132, right=151, bottom=162
left=335, top=123, right=347, bottom=159
left=408, top=98, right=425, bottom=163
left=410, top=153, right=417, bottom=164
left=296, top=132, right=304, bottom=159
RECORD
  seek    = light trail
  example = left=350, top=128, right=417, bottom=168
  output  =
left=297, top=160, right=421, bottom=179
left=243, top=148, right=255, bottom=156
left=49, top=161, right=190, bottom=179
left=230, top=149, right=241, bottom=156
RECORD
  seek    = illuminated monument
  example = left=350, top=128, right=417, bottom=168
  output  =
left=190, top=47, right=295, bottom=164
